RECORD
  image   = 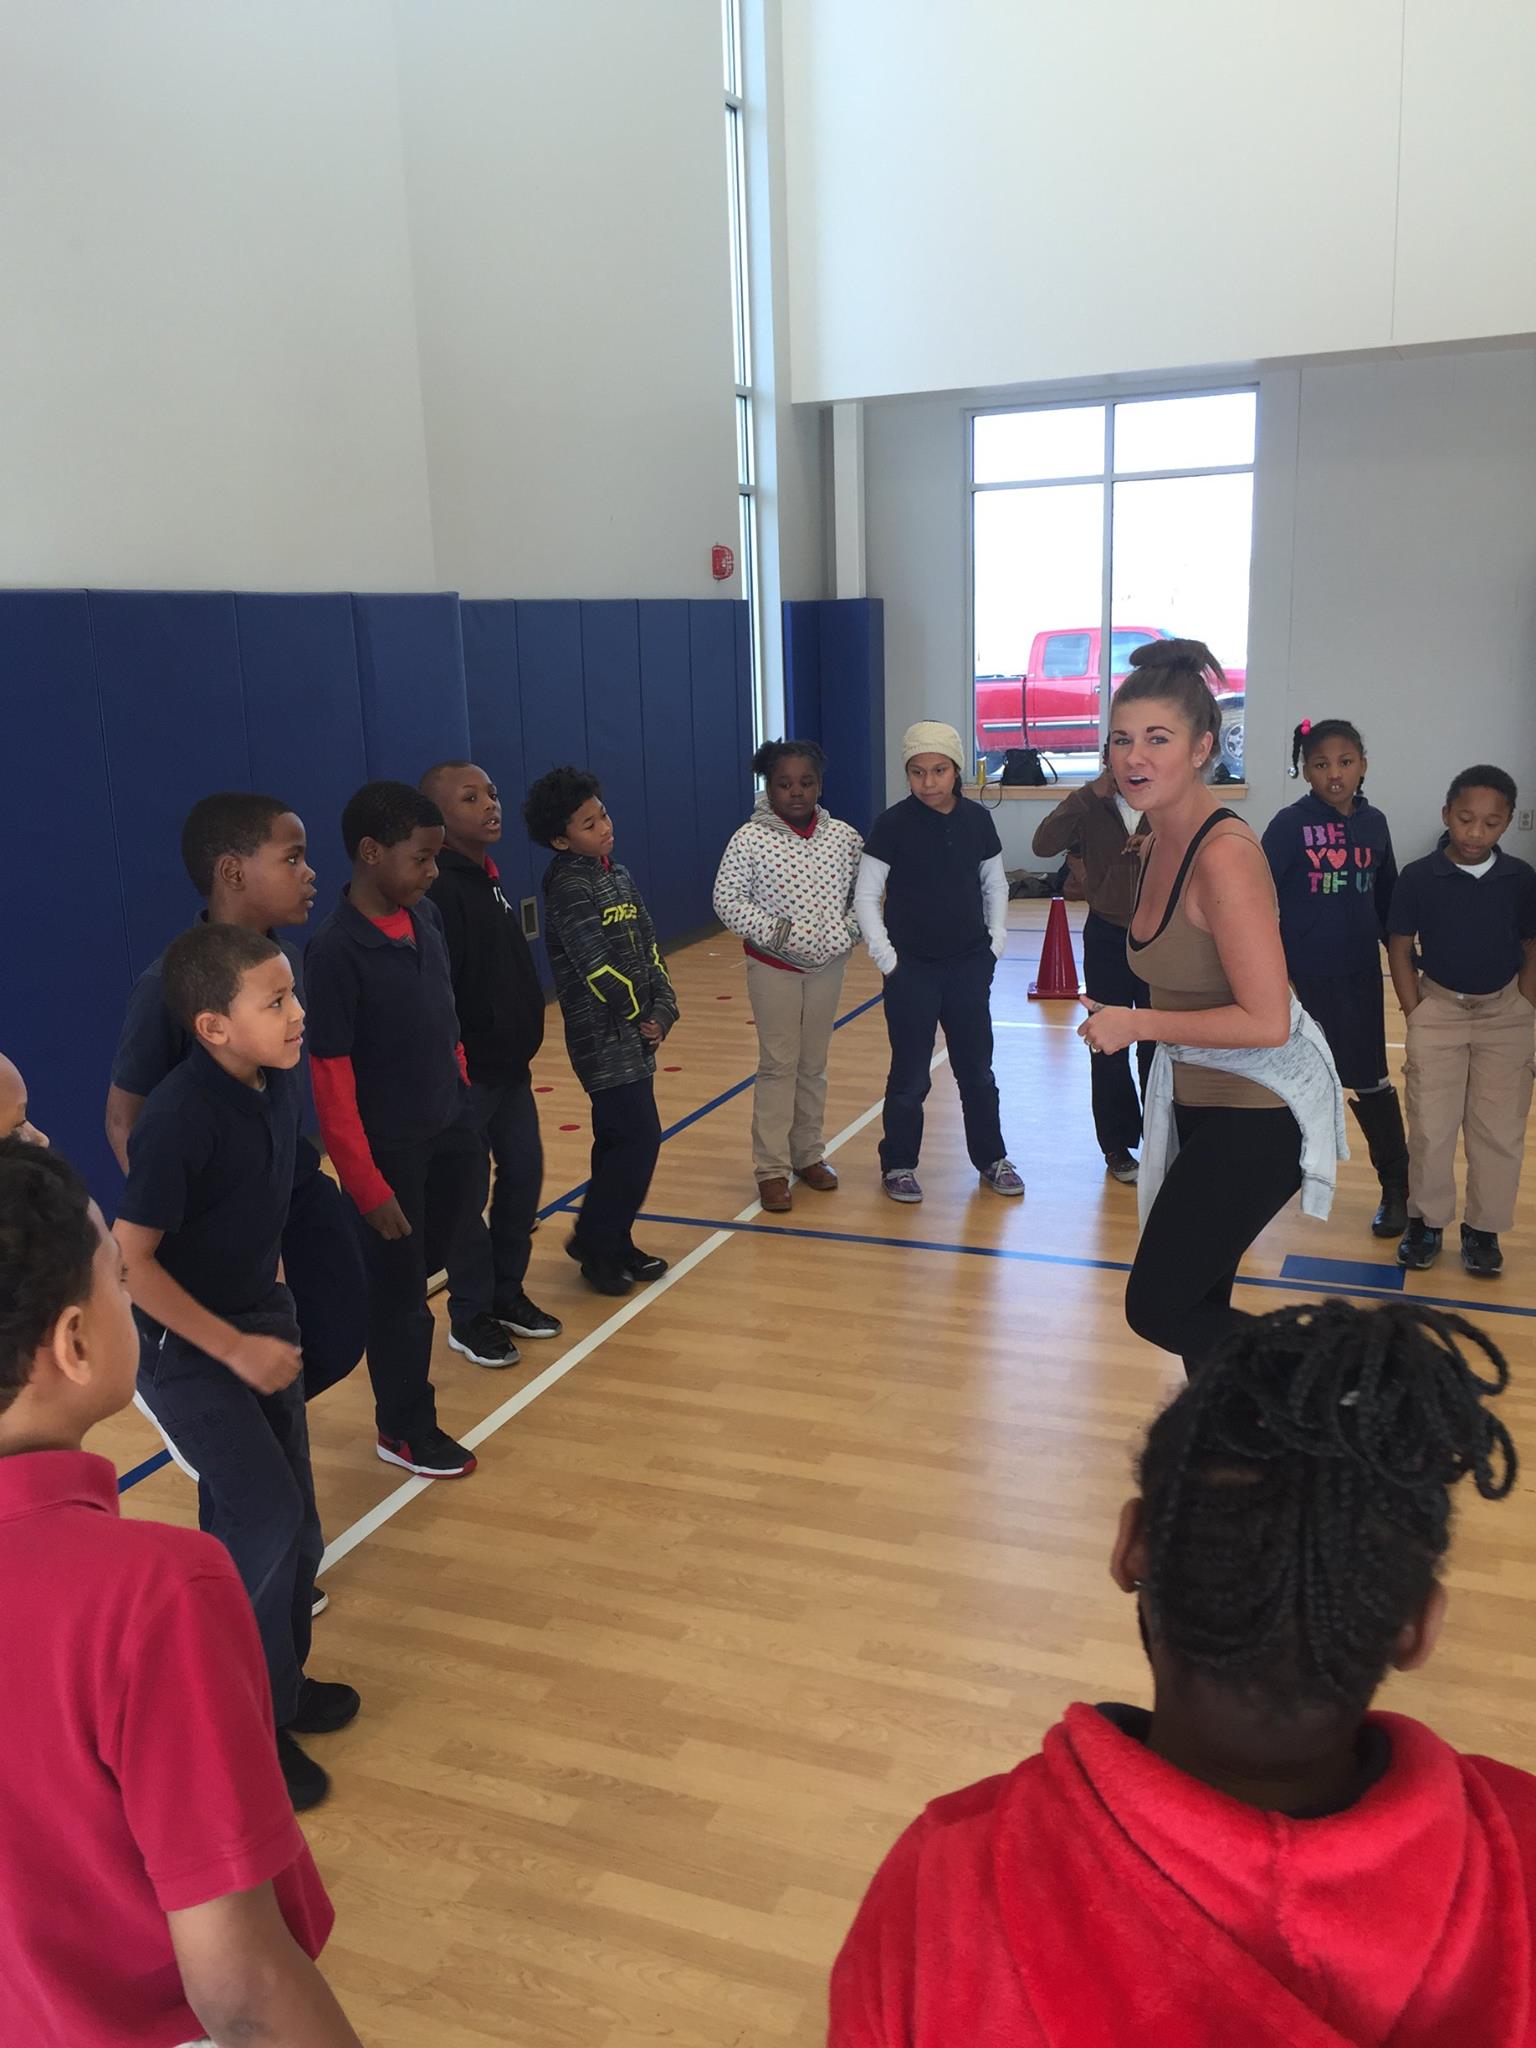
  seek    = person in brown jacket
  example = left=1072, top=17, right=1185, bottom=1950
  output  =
left=1032, top=759, right=1151, bottom=1181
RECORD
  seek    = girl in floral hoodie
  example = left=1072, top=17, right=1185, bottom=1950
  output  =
left=712, top=741, right=862, bottom=1211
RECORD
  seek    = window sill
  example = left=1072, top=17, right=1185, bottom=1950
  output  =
left=985, top=783, right=1249, bottom=801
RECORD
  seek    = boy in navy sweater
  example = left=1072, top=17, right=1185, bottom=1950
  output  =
left=105, top=792, right=365, bottom=1402
left=524, top=767, right=678, bottom=1296
left=114, top=924, right=358, bottom=1813
left=305, top=780, right=483, bottom=1478
left=1387, top=764, right=1536, bottom=1277
left=1262, top=718, right=1403, bottom=1235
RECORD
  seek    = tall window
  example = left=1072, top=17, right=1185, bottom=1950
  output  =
left=971, top=391, right=1256, bottom=784
left=723, top=0, right=762, bottom=733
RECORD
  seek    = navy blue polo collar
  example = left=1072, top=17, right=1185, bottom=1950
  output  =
left=1429, top=845, right=1515, bottom=881
left=187, top=1041, right=274, bottom=1117
left=903, top=792, right=966, bottom=822
left=332, top=885, right=422, bottom=948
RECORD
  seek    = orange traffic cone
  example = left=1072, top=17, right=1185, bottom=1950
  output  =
left=1029, top=895, right=1082, bottom=1000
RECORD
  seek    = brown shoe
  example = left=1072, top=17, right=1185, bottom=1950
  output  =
left=797, top=1161, right=838, bottom=1192
left=757, top=1177, right=792, bottom=1213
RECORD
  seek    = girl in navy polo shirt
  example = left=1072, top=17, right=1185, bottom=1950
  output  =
left=1262, top=718, right=1403, bottom=1236
left=855, top=720, right=1023, bottom=1204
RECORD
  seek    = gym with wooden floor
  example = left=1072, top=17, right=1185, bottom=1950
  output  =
left=95, top=898, right=1536, bottom=2048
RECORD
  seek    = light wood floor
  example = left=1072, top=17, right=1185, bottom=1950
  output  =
left=97, top=903, right=1536, bottom=2047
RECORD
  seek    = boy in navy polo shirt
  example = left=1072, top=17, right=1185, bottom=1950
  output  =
left=854, top=720, right=1023, bottom=1205
left=422, top=758, right=560, bottom=1362
left=305, top=780, right=483, bottom=1478
left=0, top=1138, right=360, bottom=2048
left=115, top=925, right=360, bottom=1815
left=1387, top=763, right=1536, bottom=1276
left=105, top=791, right=366, bottom=1404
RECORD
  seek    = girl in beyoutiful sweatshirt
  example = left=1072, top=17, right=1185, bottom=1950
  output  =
left=1262, top=718, right=1402, bottom=1236
left=712, top=740, right=862, bottom=1212
left=832, top=1297, right=1536, bottom=2048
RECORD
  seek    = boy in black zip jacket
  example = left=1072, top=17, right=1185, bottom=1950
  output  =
left=524, top=767, right=679, bottom=1296
left=423, top=761, right=561, bottom=1363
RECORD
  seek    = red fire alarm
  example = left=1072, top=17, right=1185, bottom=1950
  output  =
left=711, top=543, right=735, bottom=582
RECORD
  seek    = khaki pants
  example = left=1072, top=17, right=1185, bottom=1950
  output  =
left=1404, top=976, right=1535, bottom=1232
left=745, top=953, right=847, bottom=1180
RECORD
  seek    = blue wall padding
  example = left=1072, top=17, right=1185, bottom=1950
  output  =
left=352, top=593, right=470, bottom=783
left=5, top=587, right=748, bottom=1212
left=236, top=594, right=367, bottom=891
left=780, top=598, right=885, bottom=837
left=636, top=601, right=699, bottom=940
left=459, top=599, right=535, bottom=934
left=91, top=591, right=250, bottom=969
left=3, top=591, right=131, bottom=1200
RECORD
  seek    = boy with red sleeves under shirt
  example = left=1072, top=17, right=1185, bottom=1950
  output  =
left=304, top=780, right=483, bottom=1481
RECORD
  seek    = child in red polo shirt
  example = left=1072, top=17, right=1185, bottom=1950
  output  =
left=0, top=1136, right=359, bottom=2047
left=831, top=1299, right=1536, bottom=2046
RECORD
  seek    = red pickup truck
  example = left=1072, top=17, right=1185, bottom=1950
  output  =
left=976, top=625, right=1246, bottom=778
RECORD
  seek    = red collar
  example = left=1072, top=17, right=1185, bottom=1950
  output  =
left=0, top=1448, right=119, bottom=1523
left=367, top=905, right=414, bottom=941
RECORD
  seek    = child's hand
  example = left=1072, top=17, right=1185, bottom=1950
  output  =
left=1078, top=1001, right=1138, bottom=1055
left=225, top=1333, right=304, bottom=1394
left=364, top=1196, right=412, bottom=1239
left=639, top=1016, right=664, bottom=1045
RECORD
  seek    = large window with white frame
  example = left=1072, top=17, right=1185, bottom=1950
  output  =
left=970, top=390, right=1256, bottom=785
left=723, top=0, right=763, bottom=738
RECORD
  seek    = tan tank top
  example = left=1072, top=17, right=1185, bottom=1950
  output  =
left=1129, top=810, right=1284, bottom=1109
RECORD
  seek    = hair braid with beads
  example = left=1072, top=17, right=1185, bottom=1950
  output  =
left=1137, top=1299, right=1516, bottom=1716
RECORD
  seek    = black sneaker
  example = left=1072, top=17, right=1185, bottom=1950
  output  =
left=376, top=1428, right=478, bottom=1477
left=565, top=1236, right=634, bottom=1296
left=311, top=1587, right=329, bottom=1618
left=285, top=1677, right=361, bottom=1736
left=622, top=1247, right=669, bottom=1283
left=497, top=1293, right=563, bottom=1339
left=1397, top=1219, right=1443, bottom=1270
left=1461, top=1225, right=1504, bottom=1277
left=1372, top=1184, right=1409, bottom=1238
left=448, top=1313, right=520, bottom=1369
left=1104, top=1151, right=1139, bottom=1185
left=277, top=1729, right=330, bottom=1812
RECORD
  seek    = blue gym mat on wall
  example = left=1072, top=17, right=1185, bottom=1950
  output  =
left=2, top=589, right=751, bottom=1209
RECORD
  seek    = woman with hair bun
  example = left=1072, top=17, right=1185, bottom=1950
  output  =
left=1079, top=640, right=1345, bottom=1378
left=833, top=1297, right=1536, bottom=2047
left=712, top=739, right=863, bottom=1211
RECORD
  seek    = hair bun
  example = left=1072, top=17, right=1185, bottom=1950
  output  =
left=1128, top=637, right=1215, bottom=673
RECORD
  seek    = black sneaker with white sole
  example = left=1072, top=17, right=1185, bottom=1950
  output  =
left=1461, top=1225, right=1504, bottom=1277
left=496, top=1293, right=563, bottom=1339
left=376, top=1428, right=478, bottom=1477
left=277, top=1729, right=330, bottom=1812
left=448, top=1313, right=520, bottom=1368
left=622, top=1246, right=669, bottom=1283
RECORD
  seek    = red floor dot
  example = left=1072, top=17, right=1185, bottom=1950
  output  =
left=716, top=993, right=733, bottom=1000
left=558, top=1123, right=581, bottom=1132
left=535, top=1085, right=554, bottom=1094
left=663, top=1064, right=682, bottom=1072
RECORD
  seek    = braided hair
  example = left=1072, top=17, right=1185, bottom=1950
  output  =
left=753, top=738, right=827, bottom=783
left=0, top=1139, right=99, bottom=1415
left=1138, top=1299, right=1516, bottom=1717
left=1111, top=639, right=1225, bottom=754
left=1290, top=717, right=1365, bottom=779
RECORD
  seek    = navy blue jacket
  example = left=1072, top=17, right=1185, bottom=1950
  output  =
left=1261, top=793, right=1397, bottom=980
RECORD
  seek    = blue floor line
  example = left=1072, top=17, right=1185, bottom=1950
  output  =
left=630, top=1211, right=1536, bottom=1322
left=120, top=990, right=888, bottom=1492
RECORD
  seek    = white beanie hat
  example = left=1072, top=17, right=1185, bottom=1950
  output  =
left=901, top=719, right=965, bottom=772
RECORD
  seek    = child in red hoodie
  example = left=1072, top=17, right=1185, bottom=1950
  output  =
left=831, top=1298, right=1536, bottom=2047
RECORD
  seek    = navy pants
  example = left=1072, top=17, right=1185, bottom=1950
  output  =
left=137, top=1286, right=321, bottom=1726
left=879, top=949, right=1005, bottom=1173
left=364, top=1122, right=485, bottom=1443
left=447, top=1077, right=545, bottom=1323
left=1082, top=911, right=1155, bottom=1156
left=574, top=1076, right=662, bottom=1261
left=284, top=1145, right=368, bottom=1400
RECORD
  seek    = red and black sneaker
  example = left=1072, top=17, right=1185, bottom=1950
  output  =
left=376, top=1428, right=478, bottom=1478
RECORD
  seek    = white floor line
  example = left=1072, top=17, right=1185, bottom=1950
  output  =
left=317, top=1046, right=951, bottom=1578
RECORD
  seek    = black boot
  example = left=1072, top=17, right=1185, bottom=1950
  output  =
left=1348, top=1089, right=1409, bottom=1238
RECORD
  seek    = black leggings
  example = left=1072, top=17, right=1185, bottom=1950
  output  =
left=1126, top=1102, right=1303, bottom=1377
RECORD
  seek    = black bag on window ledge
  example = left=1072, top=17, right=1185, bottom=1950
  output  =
left=1001, top=747, right=1057, bottom=787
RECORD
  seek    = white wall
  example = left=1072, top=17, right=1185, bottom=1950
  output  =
left=864, top=345, right=1536, bottom=871
left=0, top=0, right=743, bottom=598
left=782, top=0, right=1536, bottom=404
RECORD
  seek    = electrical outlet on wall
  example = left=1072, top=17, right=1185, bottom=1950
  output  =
left=1520, top=810, right=1534, bottom=834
